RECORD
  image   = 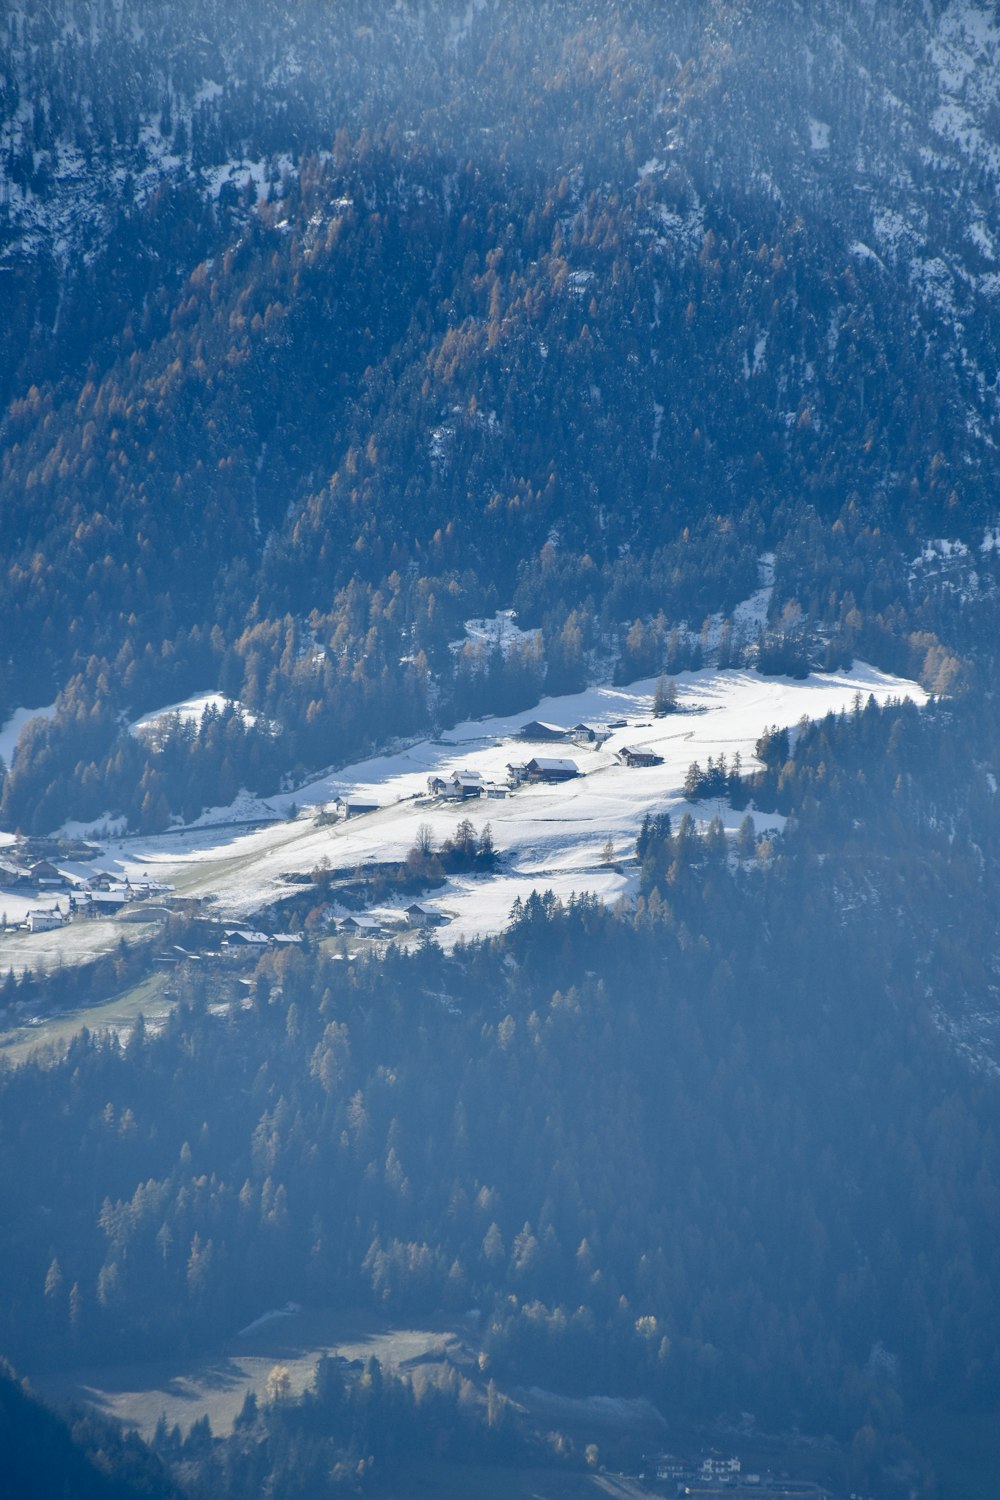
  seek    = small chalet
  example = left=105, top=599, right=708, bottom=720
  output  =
left=616, top=746, right=664, bottom=768
left=222, top=929, right=272, bottom=948
left=26, top=907, right=64, bottom=933
left=450, top=770, right=483, bottom=799
left=525, top=757, right=580, bottom=782
left=506, top=762, right=530, bottom=786
left=335, top=796, right=379, bottom=818
left=341, top=914, right=381, bottom=936
left=405, top=902, right=443, bottom=928
left=572, top=722, right=598, bottom=742
left=0, top=861, right=27, bottom=888
left=77, top=881, right=135, bottom=913
left=483, top=782, right=509, bottom=799
left=30, top=859, right=70, bottom=888
left=427, top=770, right=483, bottom=799
left=517, top=720, right=572, bottom=742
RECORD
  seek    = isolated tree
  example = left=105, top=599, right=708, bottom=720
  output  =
left=266, top=1364, right=292, bottom=1404
left=234, top=1389, right=259, bottom=1429
left=653, top=675, right=677, bottom=716
left=683, top=760, right=703, bottom=799
left=415, top=823, right=434, bottom=858
left=737, top=815, right=757, bottom=861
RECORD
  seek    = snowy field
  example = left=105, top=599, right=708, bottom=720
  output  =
left=29, top=659, right=925, bottom=953
left=0, top=917, right=156, bottom=980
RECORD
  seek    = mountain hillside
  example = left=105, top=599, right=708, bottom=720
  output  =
left=3, top=9, right=1000, bottom=1495
left=2, top=1, right=999, bottom=828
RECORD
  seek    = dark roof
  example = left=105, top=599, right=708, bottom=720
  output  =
left=619, top=745, right=664, bottom=763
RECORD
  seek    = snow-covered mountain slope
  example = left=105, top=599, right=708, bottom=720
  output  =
left=5, top=1, right=1000, bottom=566
left=4, top=2, right=1000, bottom=400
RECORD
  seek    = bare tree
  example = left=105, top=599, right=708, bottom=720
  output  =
left=415, top=822, right=434, bottom=857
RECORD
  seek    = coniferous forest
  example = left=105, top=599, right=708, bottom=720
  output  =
left=2, top=2, right=1000, bottom=1497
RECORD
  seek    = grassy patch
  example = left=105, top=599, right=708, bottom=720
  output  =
left=0, top=966, right=173, bottom=1065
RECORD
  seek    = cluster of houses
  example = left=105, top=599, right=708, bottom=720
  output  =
left=426, top=768, right=508, bottom=801
left=0, top=855, right=73, bottom=893
left=220, top=929, right=305, bottom=950
left=516, top=718, right=610, bottom=745
left=70, top=872, right=171, bottom=919
left=515, top=719, right=672, bottom=772
left=339, top=902, right=446, bottom=938
left=0, top=852, right=173, bottom=935
left=426, top=758, right=582, bottom=801
left=651, top=1453, right=833, bottom=1499
left=654, top=1455, right=754, bottom=1492
left=145, top=901, right=449, bottom=970
left=417, top=721, right=665, bottom=804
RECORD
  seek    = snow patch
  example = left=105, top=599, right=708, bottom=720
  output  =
left=129, top=692, right=262, bottom=740
left=651, top=401, right=664, bottom=458
left=850, top=241, right=884, bottom=268
left=752, top=332, right=768, bottom=375
left=0, top=704, right=57, bottom=769
left=809, top=118, right=830, bottom=151
left=452, top=611, right=540, bottom=660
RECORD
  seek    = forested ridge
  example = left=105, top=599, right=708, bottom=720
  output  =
left=1, top=692, right=999, bottom=1495
left=0, top=0, right=995, bottom=828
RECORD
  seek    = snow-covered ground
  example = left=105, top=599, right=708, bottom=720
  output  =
left=130, top=691, right=261, bottom=739
left=451, top=610, right=539, bottom=658
left=0, top=703, right=57, bottom=770
left=43, top=659, right=925, bottom=952
left=0, top=916, right=154, bottom=979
